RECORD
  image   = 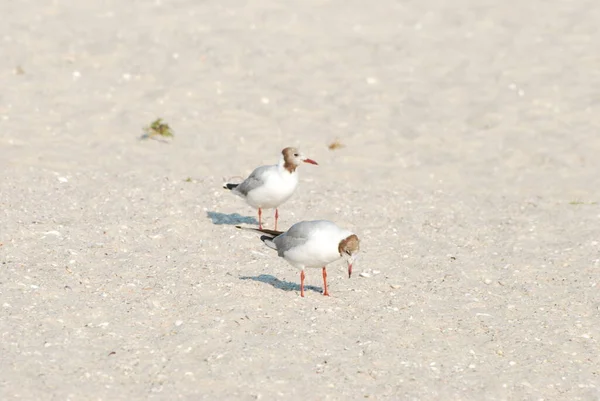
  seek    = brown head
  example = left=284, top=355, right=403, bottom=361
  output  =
left=281, top=147, right=318, bottom=173
left=338, top=234, right=360, bottom=278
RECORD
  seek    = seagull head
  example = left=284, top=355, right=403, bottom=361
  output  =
left=282, top=147, right=318, bottom=171
left=339, top=234, right=360, bottom=278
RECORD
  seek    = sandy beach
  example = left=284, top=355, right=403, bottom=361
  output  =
left=2, top=0, right=600, bottom=399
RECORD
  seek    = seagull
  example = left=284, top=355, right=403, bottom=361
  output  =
left=237, top=220, right=360, bottom=297
left=224, top=147, right=318, bottom=230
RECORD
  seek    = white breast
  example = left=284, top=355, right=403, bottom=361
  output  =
left=246, top=170, right=299, bottom=209
left=282, top=237, right=342, bottom=269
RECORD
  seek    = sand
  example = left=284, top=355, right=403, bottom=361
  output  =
left=1, top=0, right=600, bottom=399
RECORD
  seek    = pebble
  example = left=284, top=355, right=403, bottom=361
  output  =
left=359, top=272, right=371, bottom=278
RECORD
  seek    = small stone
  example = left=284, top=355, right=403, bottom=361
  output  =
left=484, top=278, right=492, bottom=285
left=390, top=284, right=401, bottom=289
left=359, top=272, right=371, bottom=278
left=175, top=320, right=183, bottom=326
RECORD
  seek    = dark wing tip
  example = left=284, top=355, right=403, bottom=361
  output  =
left=224, top=183, right=239, bottom=190
left=257, top=228, right=285, bottom=237
left=260, top=235, right=278, bottom=251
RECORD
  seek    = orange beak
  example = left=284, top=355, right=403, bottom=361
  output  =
left=303, top=158, right=318, bottom=165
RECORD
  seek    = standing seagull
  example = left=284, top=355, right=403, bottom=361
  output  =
left=224, top=147, right=318, bottom=230
left=237, top=220, right=360, bottom=297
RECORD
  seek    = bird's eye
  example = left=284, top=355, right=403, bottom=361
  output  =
left=294, top=153, right=299, bottom=157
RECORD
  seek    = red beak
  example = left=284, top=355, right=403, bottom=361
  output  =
left=348, top=263, right=353, bottom=278
left=303, top=158, right=318, bottom=165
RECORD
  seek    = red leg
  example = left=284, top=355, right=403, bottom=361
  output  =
left=274, top=208, right=279, bottom=231
left=258, top=208, right=262, bottom=229
left=300, top=270, right=305, bottom=297
left=322, top=267, right=329, bottom=296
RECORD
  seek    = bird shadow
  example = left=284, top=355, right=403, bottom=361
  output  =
left=240, top=274, right=322, bottom=294
left=206, top=211, right=259, bottom=226
left=138, top=133, right=171, bottom=144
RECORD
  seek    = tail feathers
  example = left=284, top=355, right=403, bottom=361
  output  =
left=223, top=183, right=239, bottom=190
left=254, top=228, right=284, bottom=237
left=235, top=225, right=284, bottom=237
left=260, top=236, right=277, bottom=250
left=235, top=225, right=281, bottom=251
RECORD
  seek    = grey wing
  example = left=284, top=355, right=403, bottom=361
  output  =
left=234, top=166, right=270, bottom=196
left=273, top=233, right=309, bottom=257
left=284, top=220, right=336, bottom=237
left=273, top=220, right=338, bottom=257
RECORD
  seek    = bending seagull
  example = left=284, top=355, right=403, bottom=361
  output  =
left=237, top=220, right=360, bottom=297
left=224, top=147, right=318, bottom=230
